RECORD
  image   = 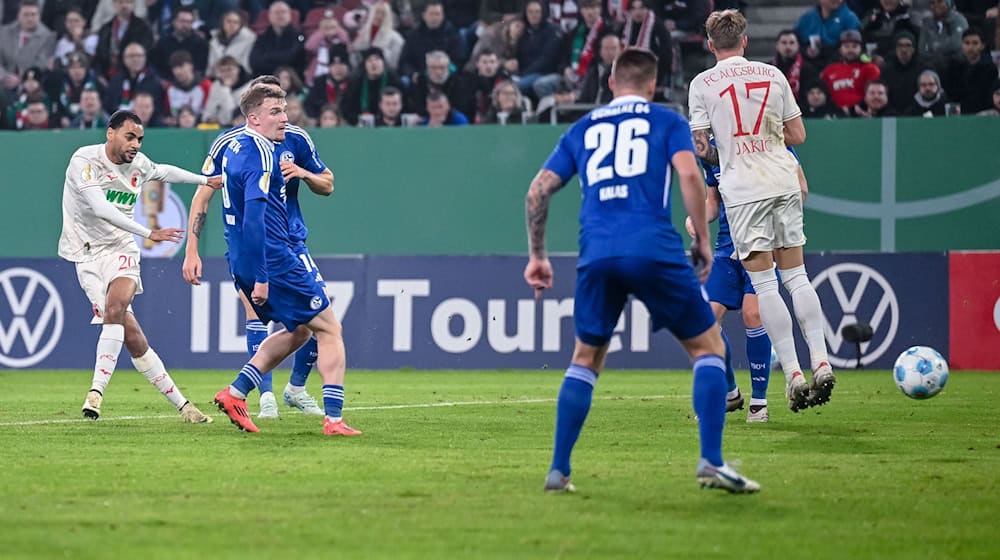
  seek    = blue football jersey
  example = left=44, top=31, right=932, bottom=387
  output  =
left=220, top=128, right=298, bottom=280
left=700, top=143, right=800, bottom=258
left=543, top=95, right=695, bottom=266
left=206, top=124, right=327, bottom=246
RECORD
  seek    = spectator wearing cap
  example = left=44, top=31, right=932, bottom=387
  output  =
left=164, top=50, right=212, bottom=121
left=341, top=47, right=406, bottom=125
left=53, top=7, right=97, bottom=67
left=860, top=0, right=916, bottom=60
left=47, top=52, right=104, bottom=126
left=399, top=0, right=465, bottom=85
left=305, top=9, right=352, bottom=86
left=772, top=29, right=820, bottom=103
left=153, top=7, right=208, bottom=77
left=905, top=69, right=951, bottom=116
left=421, top=89, right=469, bottom=125
left=70, top=87, right=109, bottom=129
left=820, top=29, right=881, bottom=109
left=0, top=0, right=56, bottom=90
left=852, top=78, right=896, bottom=116
left=802, top=80, right=845, bottom=118
left=880, top=30, right=929, bottom=113
left=976, top=79, right=1000, bottom=115
left=408, top=49, right=475, bottom=118
left=942, top=27, right=998, bottom=113
left=208, top=10, right=256, bottom=75
left=4, top=67, right=52, bottom=128
left=103, top=42, right=163, bottom=116
left=919, top=0, right=969, bottom=70
left=304, top=43, right=351, bottom=119
left=795, top=0, right=861, bottom=66
left=202, top=55, right=250, bottom=125
left=352, top=2, right=405, bottom=73
left=94, top=0, right=154, bottom=79
left=250, top=1, right=306, bottom=76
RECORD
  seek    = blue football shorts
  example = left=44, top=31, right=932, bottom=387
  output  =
left=574, top=257, right=717, bottom=346
left=234, top=261, right=329, bottom=331
left=704, top=255, right=755, bottom=311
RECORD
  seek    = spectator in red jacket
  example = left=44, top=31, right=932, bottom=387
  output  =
left=820, top=29, right=881, bottom=109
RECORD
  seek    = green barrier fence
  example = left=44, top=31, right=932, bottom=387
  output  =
left=4, top=117, right=998, bottom=257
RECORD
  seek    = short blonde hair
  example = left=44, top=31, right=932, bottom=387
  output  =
left=705, top=9, right=747, bottom=51
left=239, top=84, right=286, bottom=117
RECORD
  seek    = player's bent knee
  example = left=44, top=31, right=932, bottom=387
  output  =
left=682, top=325, right=725, bottom=359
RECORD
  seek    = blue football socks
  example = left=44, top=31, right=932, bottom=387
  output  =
left=289, top=336, right=318, bottom=388
left=550, top=364, right=598, bottom=476
left=720, top=327, right=738, bottom=394
left=322, top=384, right=345, bottom=419
left=232, top=363, right=263, bottom=398
left=746, top=326, right=772, bottom=401
left=692, top=354, right=727, bottom=467
left=246, top=320, right=273, bottom=394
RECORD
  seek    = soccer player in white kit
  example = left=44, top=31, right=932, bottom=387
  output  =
left=58, top=110, right=220, bottom=422
left=687, top=10, right=835, bottom=412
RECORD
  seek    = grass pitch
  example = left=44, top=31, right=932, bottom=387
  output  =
left=0, top=369, right=997, bottom=559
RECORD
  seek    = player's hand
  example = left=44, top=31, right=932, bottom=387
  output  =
left=252, top=282, right=269, bottom=306
left=182, top=253, right=202, bottom=285
left=684, top=216, right=697, bottom=239
left=690, top=238, right=713, bottom=284
left=149, top=228, right=184, bottom=243
left=204, top=175, right=223, bottom=190
left=280, top=160, right=307, bottom=182
left=524, top=256, right=553, bottom=299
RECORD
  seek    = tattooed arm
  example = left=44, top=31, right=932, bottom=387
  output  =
left=692, top=129, right=719, bottom=166
left=524, top=169, right=565, bottom=295
left=182, top=185, right=217, bottom=285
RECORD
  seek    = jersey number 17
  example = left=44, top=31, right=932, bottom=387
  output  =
left=584, top=118, right=650, bottom=185
left=719, top=81, right=772, bottom=137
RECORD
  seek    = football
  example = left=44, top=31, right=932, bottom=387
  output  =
left=893, top=346, right=949, bottom=400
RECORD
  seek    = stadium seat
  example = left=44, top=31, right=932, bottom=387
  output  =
left=251, top=8, right=302, bottom=34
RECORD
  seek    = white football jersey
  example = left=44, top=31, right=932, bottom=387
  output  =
left=58, top=144, right=160, bottom=262
left=688, top=56, right=802, bottom=207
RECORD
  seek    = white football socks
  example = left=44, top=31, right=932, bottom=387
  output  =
left=91, top=324, right=124, bottom=394
left=780, top=265, right=830, bottom=370
left=132, top=347, right=187, bottom=409
left=747, top=266, right=803, bottom=384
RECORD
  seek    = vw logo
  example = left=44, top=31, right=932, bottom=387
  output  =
left=812, top=263, right=899, bottom=368
left=0, top=267, right=64, bottom=368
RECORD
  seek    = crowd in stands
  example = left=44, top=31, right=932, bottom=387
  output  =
left=0, top=0, right=997, bottom=131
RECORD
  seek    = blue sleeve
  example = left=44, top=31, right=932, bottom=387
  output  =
left=699, top=159, right=719, bottom=187
left=665, top=113, right=696, bottom=161
left=242, top=198, right=269, bottom=283
left=292, top=130, right=327, bottom=174
left=787, top=146, right=799, bottom=162
left=542, top=132, right=576, bottom=184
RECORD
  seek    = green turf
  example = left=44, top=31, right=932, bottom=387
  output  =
left=0, top=369, right=997, bottom=559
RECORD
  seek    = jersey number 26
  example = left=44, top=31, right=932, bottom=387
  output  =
left=584, top=118, right=650, bottom=185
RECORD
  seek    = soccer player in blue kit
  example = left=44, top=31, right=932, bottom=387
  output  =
left=211, top=84, right=361, bottom=436
left=687, top=141, right=809, bottom=423
left=183, top=76, right=334, bottom=419
left=524, top=48, right=759, bottom=494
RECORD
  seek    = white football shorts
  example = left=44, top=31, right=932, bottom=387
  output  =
left=75, top=246, right=143, bottom=324
left=726, top=192, right=806, bottom=260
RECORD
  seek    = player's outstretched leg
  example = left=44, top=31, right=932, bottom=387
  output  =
left=779, top=265, right=835, bottom=407
left=284, top=336, right=323, bottom=415
left=545, top=364, right=597, bottom=493
left=691, top=354, right=760, bottom=493
left=131, top=348, right=212, bottom=423
left=720, top=328, right=744, bottom=412
left=745, top=326, right=771, bottom=423
left=747, top=266, right=809, bottom=412
left=83, top=324, right=125, bottom=420
left=246, top=319, right=279, bottom=419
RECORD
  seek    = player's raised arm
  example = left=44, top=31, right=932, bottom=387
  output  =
left=182, top=184, right=217, bottom=285
left=147, top=160, right=220, bottom=186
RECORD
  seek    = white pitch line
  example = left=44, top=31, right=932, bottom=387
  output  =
left=0, top=394, right=676, bottom=427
